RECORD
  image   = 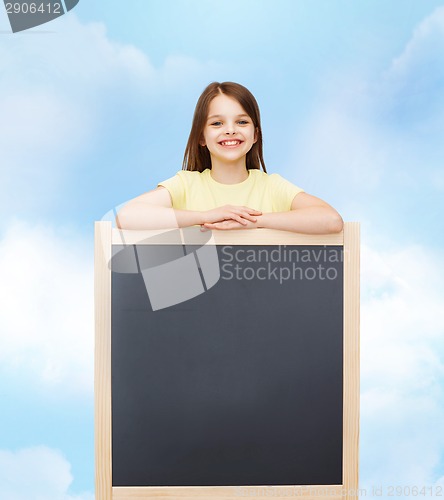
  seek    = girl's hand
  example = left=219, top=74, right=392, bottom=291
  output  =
left=201, top=219, right=258, bottom=231
left=202, top=205, right=261, bottom=226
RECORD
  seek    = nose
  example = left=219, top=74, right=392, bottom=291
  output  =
left=224, top=122, right=237, bottom=135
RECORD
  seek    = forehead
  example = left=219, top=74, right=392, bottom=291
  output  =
left=207, top=93, right=248, bottom=117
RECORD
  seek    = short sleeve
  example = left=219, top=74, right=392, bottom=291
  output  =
left=269, top=174, right=304, bottom=212
left=158, top=171, right=186, bottom=209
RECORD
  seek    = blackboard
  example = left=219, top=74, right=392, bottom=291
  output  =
left=111, top=244, right=343, bottom=487
left=94, top=223, right=360, bottom=499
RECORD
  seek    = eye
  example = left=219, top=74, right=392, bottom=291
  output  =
left=238, top=120, right=249, bottom=125
left=210, top=121, right=222, bottom=126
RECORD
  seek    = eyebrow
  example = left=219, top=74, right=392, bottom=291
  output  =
left=207, top=113, right=250, bottom=120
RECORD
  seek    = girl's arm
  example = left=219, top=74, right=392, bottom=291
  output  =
left=257, top=192, right=343, bottom=234
left=202, top=193, right=343, bottom=234
left=115, top=187, right=261, bottom=230
left=116, top=187, right=197, bottom=230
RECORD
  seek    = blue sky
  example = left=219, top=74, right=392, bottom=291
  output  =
left=0, top=1, right=443, bottom=497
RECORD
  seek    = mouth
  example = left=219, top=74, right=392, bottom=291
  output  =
left=218, top=140, right=243, bottom=147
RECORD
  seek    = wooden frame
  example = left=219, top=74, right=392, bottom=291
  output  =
left=94, top=222, right=360, bottom=500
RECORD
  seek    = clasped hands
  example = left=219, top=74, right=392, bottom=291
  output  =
left=200, top=205, right=262, bottom=231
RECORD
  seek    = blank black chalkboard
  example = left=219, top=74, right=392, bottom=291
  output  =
left=111, top=244, right=343, bottom=487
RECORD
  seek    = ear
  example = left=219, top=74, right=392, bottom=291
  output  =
left=253, top=127, right=258, bottom=144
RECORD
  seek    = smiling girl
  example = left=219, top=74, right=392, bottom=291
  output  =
left=116, top=82, right=343, bottom=234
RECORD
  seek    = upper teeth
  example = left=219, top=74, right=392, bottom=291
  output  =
left=221, top=140, right=240, bottom=146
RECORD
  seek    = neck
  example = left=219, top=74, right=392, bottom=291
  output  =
left=209, top=157, right=249, bottom=184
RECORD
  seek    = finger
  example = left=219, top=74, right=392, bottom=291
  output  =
left=233, top=209, right=260, bottom=221
left=223, top=212, right=243, bottom=224
left=234, top=215, right=248, bottom=225
left=207, top=221, right=240, bottom=230
left=242, top=206, right=262, bottom=214
left=224, top=222, right=244, bottom=230
left=229, top=210, right=253, bottom=223
left=211, top=223, right=237, bottom=231
left=237, top=212, right=257, bottom=223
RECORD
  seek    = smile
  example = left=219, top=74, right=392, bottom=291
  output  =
left=219, top=140, right=243, bottom=147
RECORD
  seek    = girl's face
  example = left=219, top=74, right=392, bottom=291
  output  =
left=201, top=93, right=257, bottom=168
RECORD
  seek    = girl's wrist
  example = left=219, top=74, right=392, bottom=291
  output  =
left=197, top=211, right=207, bottom=226
left=173, top=209, right=207, bottom=227
left=255, top=214, right=266, bottom=228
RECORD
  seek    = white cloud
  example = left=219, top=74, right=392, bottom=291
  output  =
left=390, top=6, right=444, bottom=83
left=360, top=242, right=444, bottom=489
left=0, top=218, right=93, bottom=394
left=0, top=446, right=94, bottom=500
left=435, top=475, right=444, bottom=487
left=381, top=6, right=444, bottom=142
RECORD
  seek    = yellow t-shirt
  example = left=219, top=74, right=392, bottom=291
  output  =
left=158, top=169, right=304, bottom=212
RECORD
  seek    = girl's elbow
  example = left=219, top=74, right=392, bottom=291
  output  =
left=115, top=207, right=128, bottom=229
left=328, top=213, right=344, bottom=233
left=115, top=202, right=136, bottom=229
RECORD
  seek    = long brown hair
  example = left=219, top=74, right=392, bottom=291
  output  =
left=182, top=82, right=267, bottom=172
